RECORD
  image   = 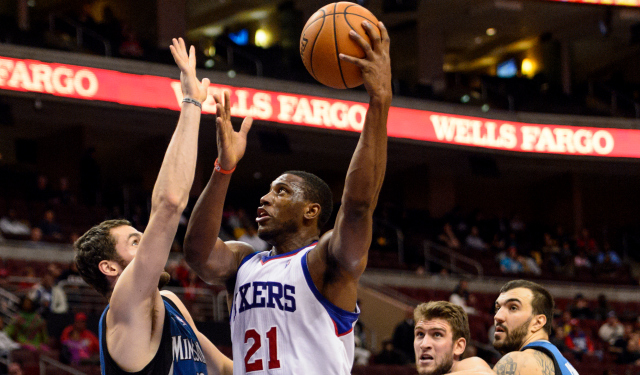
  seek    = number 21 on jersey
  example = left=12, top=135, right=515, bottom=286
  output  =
left=244, top=327, right=281, bottom=372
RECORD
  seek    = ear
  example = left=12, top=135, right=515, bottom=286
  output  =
left=303, top=202, right=321, bottom=221
left=530, top=314, right=547, bottom=334
left=98, top=260, right=120, bottom=277
left=453, top=337, right=466, bottom=359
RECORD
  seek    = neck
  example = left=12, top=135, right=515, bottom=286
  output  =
left=271, top=232, right=319, bottom=255
left=520, top=331, right=548, bottom=349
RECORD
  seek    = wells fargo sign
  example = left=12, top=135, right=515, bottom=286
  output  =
left=2, top=56, right=640, bottom=158
left=544, top=0, right=640, bottom=6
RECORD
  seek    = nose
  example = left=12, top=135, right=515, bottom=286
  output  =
left=419, top=337, right=432, bottom=350
left=260, top=191, right=273, bottom=206
left=494, top=307, right=505, bottom=326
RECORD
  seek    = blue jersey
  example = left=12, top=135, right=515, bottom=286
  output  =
left=99, top=296, right=208, bottom=375
left=521, top=340, right=579, bottom=375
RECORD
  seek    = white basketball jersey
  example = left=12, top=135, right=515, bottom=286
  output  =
left=230, top=242, right=359, bottom=375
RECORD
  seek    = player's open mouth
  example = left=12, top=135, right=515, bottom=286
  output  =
left=256, top=208, right=270, bottom=223
left=495, top=326, right=506, bottom=333
left=418, top=353, right=434, bottom=364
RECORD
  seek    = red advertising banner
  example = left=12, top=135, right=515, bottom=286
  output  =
left=543, top=0, right=640, bottom=6
left=1, top=56, right=640, bottom=158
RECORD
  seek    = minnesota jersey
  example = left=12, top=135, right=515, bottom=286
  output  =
left=522, top=340, right=579, bottom=375
left=230, top=243, right=359, bottom=374
left=99, top=296, right=208, bottom=375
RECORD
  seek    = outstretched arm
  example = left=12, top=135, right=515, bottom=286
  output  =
left=108, top=37, right=207, bottom=346
left=183, top=91, right=254, bottom=285
left=309, top=21, right=391, bottom=309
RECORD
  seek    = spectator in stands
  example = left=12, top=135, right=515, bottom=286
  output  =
left=593, top=294, right=612, bottom=321
left=29, top=271, right=68, bottom=316
left=599, top=311, right=625, bottom=345
left=574, top=250, right=592, bottom=270
left=541, top=232, right=561, bottom=271
left=31, top=174, right=53, bottom=203
left=79, top=147, right=100, bottom=206
left=4, top=296, right=49, bottom=351
left=564, top=320, right=595, bottom=361
left=616, top=331, right=640, bottom=365
left=499, top=246, right=523, bottom=274
left=596, top=242, right=621, bottom=266
left=0, top=209, right=31, bottom=237
left=119, top=24, right=144, bottom=57
left=52, top=177, right=75, bottom=206
left=449, top=279, right=477, bottom=315
left=520, top=250, right=542, bottom=275
left=28, top=228, right=43, bottom=244
left=373, top=339, right=409, bottom=365
left=465, top=226, right=488, bottom=251
left=37, top=209, right=63, bottom=240
left=238, top=223, right=269, bottom=252
left=58, top=261, right=83, bottom=285
left=60, top=312, right=99, bottom=365
left=569, top=294, right=594, bottom=320
left=438, top=222, right=461, bottom=249
left=7, top=361, right=23, bottom=375
left=392, top=310, right=416, bottom=363
left=550, top=326, right=567, bottom=354
left=576, top=228, right=598, bottom=262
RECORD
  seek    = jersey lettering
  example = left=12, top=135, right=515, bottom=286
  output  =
left=172, top=335, right=206, bottom=363
left=238, top=281, right=296, bottom=313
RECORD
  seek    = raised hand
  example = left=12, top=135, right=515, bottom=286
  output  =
left=339, top=21, right=392, bottom=102
left=214, top=90, right=253, bottom=170
left=169, top=37, right=210, bottom=103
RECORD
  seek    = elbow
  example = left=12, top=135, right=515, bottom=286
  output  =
left=153, top=194, right=187, bottom=215
left=340, top=197, right=374, bottom=219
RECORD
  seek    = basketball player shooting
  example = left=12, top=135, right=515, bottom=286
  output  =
left=183, top=21, right=391, bottom=374
left=74, top=38, right=232, bottom=375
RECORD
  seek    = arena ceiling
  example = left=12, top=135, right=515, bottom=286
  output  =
left=187, top=0, right=640, bottom=80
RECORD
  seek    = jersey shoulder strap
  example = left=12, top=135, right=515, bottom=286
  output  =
left=522, top=340, right=579, bottom=375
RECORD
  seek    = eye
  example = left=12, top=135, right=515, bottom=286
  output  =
left=510, top=305, right=518, bottom=311
left=132, top=239, right=139, bottom=246
left=434, top=332, right=443, bottom=338
left=278, top=187, right=287, bottom=194
left=415, top=332, right=424, bottom=338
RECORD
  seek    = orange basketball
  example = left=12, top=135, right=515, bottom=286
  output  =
left=300, top=2, right=380, bottom=89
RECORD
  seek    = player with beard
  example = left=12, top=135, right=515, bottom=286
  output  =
left=74, top=38, right=233, bottom=375
left=493, top=280, right=579, bottom=375
left=184, top=20, right=391, bottom=374
left=414, top=301, right=493, bottom=375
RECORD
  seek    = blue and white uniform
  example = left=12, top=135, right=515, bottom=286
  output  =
left=230, top=242, right=359, bottom=374
left=99, top=296, right=208, bottom=375
left=521, top=340, right=579, bottom=375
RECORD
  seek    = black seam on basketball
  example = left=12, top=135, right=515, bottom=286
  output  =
left=301, top=10, right=326, bottom=35
left=333, top=3, right=348, bottom=89
left=309, top=12, right=325, bottom=80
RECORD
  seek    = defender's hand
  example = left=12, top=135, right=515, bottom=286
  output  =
left=214, top=90, right=253, bottom=170
left=339, top=21, right=391, bottom=102
left=170, top=37, right=210, bottom=104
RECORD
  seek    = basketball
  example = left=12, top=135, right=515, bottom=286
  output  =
left=300, top=2, right=380, bottom=89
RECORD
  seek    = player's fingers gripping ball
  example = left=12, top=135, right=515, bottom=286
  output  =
left=300, top=2, right=380, bottom=89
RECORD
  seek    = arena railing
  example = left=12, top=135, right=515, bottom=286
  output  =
left=423, top=240, right=484, bottom=278
left=39, top=354, right=88, bottom=375
left=58, top=281, right=229, bottom=322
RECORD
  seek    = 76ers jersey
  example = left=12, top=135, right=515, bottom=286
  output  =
left=230, top=243, right=359, bottom=374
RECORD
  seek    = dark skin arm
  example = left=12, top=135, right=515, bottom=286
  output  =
left=183, top=91, right=254, bottom=285
left=307, top=20, right=392, bottom=312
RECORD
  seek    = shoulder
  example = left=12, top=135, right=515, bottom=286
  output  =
left=452, top=357, right=492, bottom=372
left=226, top=240, right=261, bottom=263
left=495, top=350, right=555, bottom=375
